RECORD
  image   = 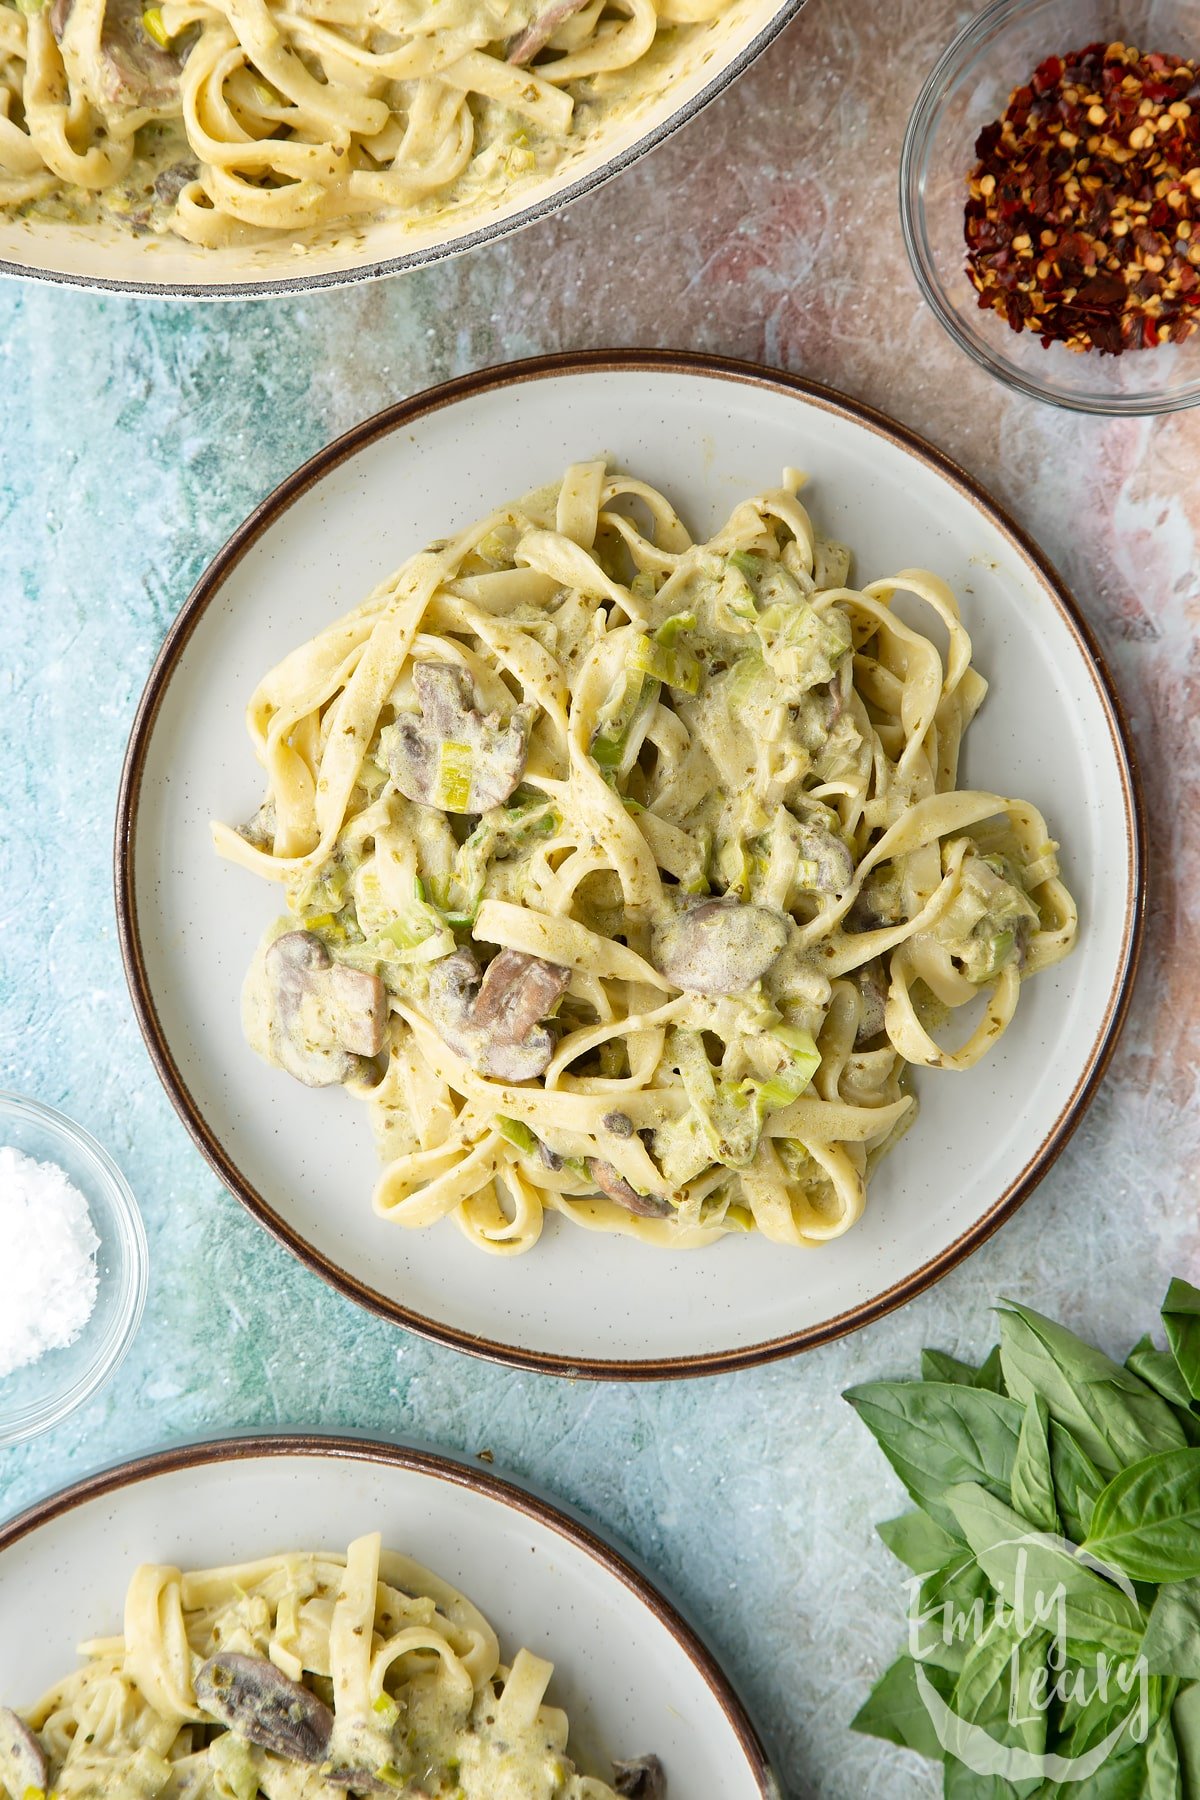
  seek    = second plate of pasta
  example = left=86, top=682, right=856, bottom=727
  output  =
left=117, top=352, right=1143, bottom=1375
left=0, top=1436, right=775, bottom=1795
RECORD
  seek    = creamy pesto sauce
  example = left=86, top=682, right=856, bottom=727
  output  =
left=413, top=27, right=694, bottom=228
left=405, top=1678, right=590, bottom=1800
left=12, top=15, right=710, bottom=242
left=18, top=118, right=192, bottom=232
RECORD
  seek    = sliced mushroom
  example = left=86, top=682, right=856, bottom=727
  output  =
left=154, top=158, right=199, bottom=205
left=613, top=1753, right=667, bottom=1798
left=851, top=961, right=889, bottom=1045
left=588, top=1158, right=672, bottom=1220
left=538, top=1139, right=564, bottom=1172
left=195, top=1655, right=333, bottom=1765
left=323, top=1757, right=398, bottom=1792
left=426, top=946, right=569, bottom=1081
left=425, top=951, right=480, bottom=1048
left=237, top=797, right=276, bottom=851
left=262, top=930, right=387, bottom=1087
left=507, top=0, right=592, bottom=63
left=473, top=947, right=567, bottom=1039
left=52, top=0, right=185, bottom=109
left=381, top=664, right=531, bottom=815
left=651, top=899, right=788, bottom=997
left=324, top=1775, right=396, bottom=1794
left=0, top=1708, right=47, bottom=1798
left=795, top=823, right=855, bottom=896
left=845, top=865, right=904, bottom=935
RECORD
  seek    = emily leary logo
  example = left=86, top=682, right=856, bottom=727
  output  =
left=905, top=1528, right=1149, bottom=1782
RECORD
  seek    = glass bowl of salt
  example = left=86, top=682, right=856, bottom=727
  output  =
left=0, top=1092, right=148, bottom=1445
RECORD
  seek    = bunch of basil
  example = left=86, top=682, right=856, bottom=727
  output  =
left=846, top=1280, right=1200, bottom=1796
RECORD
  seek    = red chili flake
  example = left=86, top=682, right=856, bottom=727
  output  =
left=964, top=40, right=1200, bottom=354
left=1031, top=55, right=1062, bottom=95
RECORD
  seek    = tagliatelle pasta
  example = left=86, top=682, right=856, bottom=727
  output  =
left=0, top=1532, right=660, bottom=1797
left=0, top=0, right=728, bottom=243
left=212, top=461, right=1077, bottom=1256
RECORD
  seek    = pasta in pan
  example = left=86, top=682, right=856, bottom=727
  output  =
left=0, top=0, right=728, bottom=243
left=0, top=1531, right=662, bottom=1797
left=213, top=461, right=1077, bottom=1255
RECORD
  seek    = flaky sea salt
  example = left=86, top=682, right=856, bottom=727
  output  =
left=0, top=1145, right=100, bottom=1380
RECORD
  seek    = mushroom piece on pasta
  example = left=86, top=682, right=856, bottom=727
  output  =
left=426, top=946, right=570, bottom=1081
left=381, top=663, right=533, bottom=815
left=247, top=929, right=387, bottom=1088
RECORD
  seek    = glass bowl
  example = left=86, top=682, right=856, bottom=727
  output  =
left=901, top=0, right=1200, bottom=414
left=0, top=1093, right=148, bottom=1445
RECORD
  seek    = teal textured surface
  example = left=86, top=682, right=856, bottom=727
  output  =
left=1, top=5, right=1197, bottom=1793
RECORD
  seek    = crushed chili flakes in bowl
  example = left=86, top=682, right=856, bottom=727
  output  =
left=965, top=41, right=1200, bottom=355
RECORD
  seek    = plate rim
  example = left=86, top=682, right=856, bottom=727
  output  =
left=0, top=0, right=806, bottom=301
left=0, top=1431, right=778, bottom=1795
left=114, top=347, right=1148, bottom=1378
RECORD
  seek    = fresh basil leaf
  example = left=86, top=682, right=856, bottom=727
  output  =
left=913, top=1550, right=992, bottom=1676
left=878, top=1509, right=963, bottom=1575
left=1039, top=1678, right=1171, bottom=1800
left=924, top=1348, right=985, bottom=1386
left=1085, top=1451, right=1200, bottom=1584
left=920, top=1347, right=1009, bottom=1397
left=1037, top=1735, right=1149, bottom=1800
left=944, top=1483, right=1145, bottom=1659
left=976, top=1346, right=1008, bottom=1395
left=997, top=1301, right=1186, bottom=1479
left=1173, top=1681, right=1200, bottom=1799
left=1127, top=1337, right=1200, bottom=1446
left=850, top=1651, right=951, bottom=1758
left=1143, top=1580, right=1200, bottom=1679
left=1165, top=1282, right=1200, bottom=1405
left=1145, top=1685, right=1183, bottom=1800
left=938, top=1619, right=1049, bottom=1800
left=940, top=1766, right=999, bottom=1800
left=955, top=1614, right=1049, bottom=1749
left=1055, top=1660, right=1143, bottom=1759
left=844, top=1380, right=1023, bottom=1532
left=1012, top=1396, right=1059, bottom=1534
left=1129, top=1336, right=1195, bottom=1411
left=1050, top=1422, right=1105, bottom=1546
left=942, top=1760, right=1038, bottom=1800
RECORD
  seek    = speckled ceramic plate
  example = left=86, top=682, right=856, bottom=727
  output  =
left=0, top=0, right=805, bottom=298
left=116, top=351, right=1145, bottom=1378
left=0, top=1435, right=777, bottom=1793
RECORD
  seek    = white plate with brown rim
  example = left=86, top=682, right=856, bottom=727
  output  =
left=0, top=1435, right=777, bottom=1794
left=116, top=351, right=1145, bottom=1378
